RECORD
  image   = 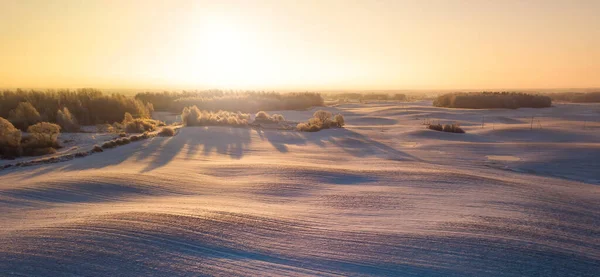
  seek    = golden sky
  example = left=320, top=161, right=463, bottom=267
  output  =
left=1, top=0, right=598, bottom=90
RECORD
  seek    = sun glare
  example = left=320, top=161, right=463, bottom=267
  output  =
left=173, top=17, right=274, bottom=88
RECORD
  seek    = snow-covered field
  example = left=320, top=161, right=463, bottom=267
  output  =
left=1, top=101, right=599, bottom=276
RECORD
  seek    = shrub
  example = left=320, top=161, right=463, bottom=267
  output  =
left=96, top=124, right=115, bottom=133
left=56, top=107, right=80, bottom=132
left=123, top=112, right=134, bottom=124
left=92, top=145, right=103, bottom=152
left=433, top=92, right=551, bottom=109
left=182, top=105, right=202, bottom=126
left=255, top=111, right=270, bottom=121
left=313, top=110, right=332, bottom=124
left=254, top=111, right=285, bottom=123
left=427, top=124, right=443, bottom=131
left=130, top=135, right=140, bottom=141
left=296, top=123, right=307, bottom=131
left=297, top=111, right=345, bottom=132
left=428, top=123, right=465, bottom=134
left=182, top=106, right=249, bottom=127
left=158, top=127, right=175, bottom=136
left=74, top=151, right=88, bottom=158
left=272, top=114, right=285, bottom=122
left=112, top=122, right=124, bottom=132
left=26, top=122, right=61, bottom=149
left=333, top=114, right=345, bottom=127
left=101, top=141, right=117, bottom=149
left=308, top=117, right=323, bottom=128
left=0, top=117, right=22, bottom=158
left=9, top=102, right=42, bottom=130
left=296, top=122, right=321, bottom=132
left=119, top=132, right=127, bottom=137
left=443, top=124, right=465, bottom=133
left=124, top=118, right=159, bottom=133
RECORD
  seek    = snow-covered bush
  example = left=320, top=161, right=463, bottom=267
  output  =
left=56, top=107, right=80, bottom=132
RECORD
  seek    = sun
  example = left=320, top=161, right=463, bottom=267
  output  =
left=172, top=17, right=274, bottom=88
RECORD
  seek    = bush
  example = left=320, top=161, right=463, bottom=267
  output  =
left=26, top=122, right=61, bottom=149
left=0, top=117, right=22, bottom=158
left=297, top=110, right=345, bottom=132
left=158, top=127, right=175, bottom=136
left=123, top=112, right=134, bottom=124
left=272, top=114, right=285, bottom=122
left=182, top=105, right=202, bottom=126
left=296, top=122, right=321, bottom=132
left=428, top=124, right=443, bottom=131
left=8, top=102, right=42, bottom=131
left=92, top=145, right=103, bottom=152
left=182, top=106, right=249, bottom=127
left=56, top=107, right=80, bottom=132
left=254, top=111, right=285, bottom=123
left=255, top=111, right=270, bottom=121
left=96, top=124, right=115, bottom=133
left=112, top=122, right=124, bottom=132
left=428, top=123, right=465, bottom=134
left=124, top=118, right=159, bottom=133
left=117, top=138, right=131, bottom=145
left=74, top=151, right=88, bottom=158
left=333, top=114, right=345, bottom=127
left=443, top=124, right=465, bottom=133
left=313, top=110, right=332, bottom=124
left=101, top=141, right=117, bottom=149
left=308, top=117, right=323, bottom=128
left=433, top=92, right=551, bottom=109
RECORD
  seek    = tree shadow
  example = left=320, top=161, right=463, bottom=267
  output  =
left=10, top=126, right=418, bottom=177
left=139, top=127, right=251, bottom=172
left=260, top=128, right=421, bottom=162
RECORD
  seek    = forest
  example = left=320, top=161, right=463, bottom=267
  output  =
left=433, top=92, right=552, bottom=109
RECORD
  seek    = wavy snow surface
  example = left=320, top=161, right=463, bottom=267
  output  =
left=1, top=101, right=599, bottom=276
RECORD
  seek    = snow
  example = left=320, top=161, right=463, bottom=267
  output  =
left=1, top=101, right=599, bottom=276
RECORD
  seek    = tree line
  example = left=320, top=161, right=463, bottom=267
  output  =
left=545, top=92, right=600, bottom=103
left=135, top=90, right=324, bottom=113
left=433, top=92, right=552, bottom=109
left=0, top=88, right=153, bottom=131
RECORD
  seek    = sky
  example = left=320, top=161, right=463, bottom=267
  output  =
left=0, top=0, right=599, bottom=91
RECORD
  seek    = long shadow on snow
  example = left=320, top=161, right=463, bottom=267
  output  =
left=13, top=126, right=415, bottom=176
left=260, top=127, right=422, bottom=162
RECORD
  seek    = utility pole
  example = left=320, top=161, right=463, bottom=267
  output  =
left=530, top=116, right=534, bottom=130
